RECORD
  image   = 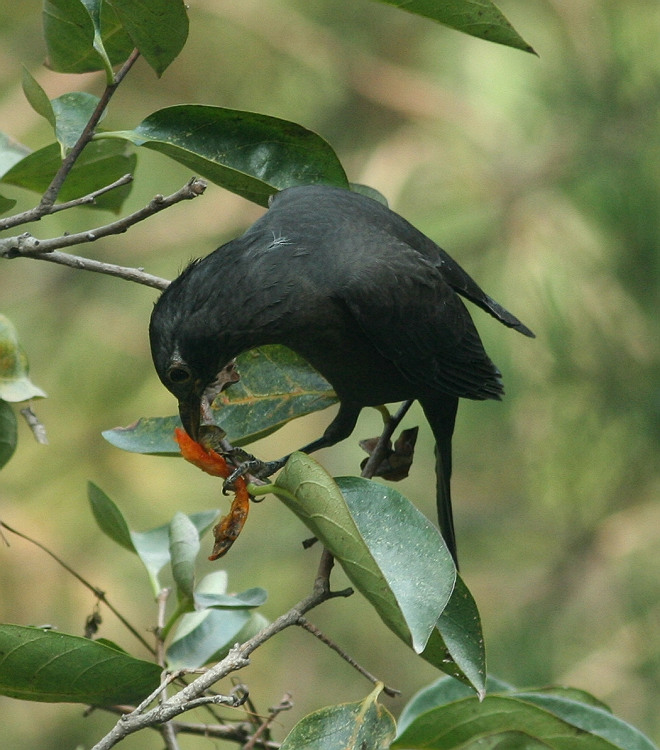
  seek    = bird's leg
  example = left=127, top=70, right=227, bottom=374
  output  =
left=223, top=401, right=362, bottom=491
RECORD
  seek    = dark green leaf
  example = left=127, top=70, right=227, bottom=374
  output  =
left=106, top=105, right=349, bottom=206
left=103, top=346, right=337, bottom=454
left=87, top=481, right=136, bottom=553
left=371, top=0, right=535, bottom=54
left=0, top=195, right=17, bottom=214
left=168, top=512, right=199, bottom=604
left=2, top=140, right=136, bottom=213
left=0, top=625, right=160, bottom=705
left=209, top=345, right=338, bottom=444
left=43, top=0, right=133, bottom=76
left=280, top=684, right=396, bottom=750
left=393, top=691, right=658, bottom=750
left=420, top=575, right=486, bottom=695
left=0, top=401, right=17, bottom=470
left=21, top=67, right=55, bottom=128
left=0, top=314, right=47, bottom=403
left=275, top=455, right=455, bottom=654
left=106, top=0, right=188, bottom=76
left=51, top=92, right=101, bottom=149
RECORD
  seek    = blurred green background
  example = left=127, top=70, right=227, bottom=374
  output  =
left=1, top=1, right=659, bottom=747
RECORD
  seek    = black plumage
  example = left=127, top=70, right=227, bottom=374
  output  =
left=150, top=184, right=534, bottom=564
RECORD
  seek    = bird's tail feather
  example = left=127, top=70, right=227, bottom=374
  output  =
left=421, top=396, right=460, bottom=568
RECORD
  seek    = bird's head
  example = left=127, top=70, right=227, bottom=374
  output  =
left=149, top=262, right=233, bottom=442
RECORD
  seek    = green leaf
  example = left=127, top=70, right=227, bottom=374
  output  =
left=166, top=571, right=267, bottom=669
left=87, top=483, right=217, bottom=594
left=0, top=401, right=17, bottom=470
left=51, top=92, right=101, bottom=149
left=87, top=481, right=136, bottom=553
left=420, top=575, right=486, bottom=695
left=0, top=314, right=47, bottom=403
left=371, top=0, right=535, bottom=54
left=195, top=587, right=267, bottom=610
left=0, top=195, right=17, bottom=214
left=104, top=105, right=349, bottom=206
left=0, top=625, right=160, bottom=705
left=398, top=676, right=515, bottom=735
left=0, top=132, right=31, bottom=179
left=275, top=455, right=455, bottom=654
left=42, top=0, right=132, bottom=75
left=393, top=691, right=659, bottom=750
left=102, top=345, right=338, bottom=455
left=169, top=512, right=199, bottom=605
left=106, top=0, right=188, bottom=76
left=280, top=684, right=396, bottom=750
left=210, top=345, right=338, bottom=443
left=2, top=140, right=136, bottom=213
left=21, top=67, right=55, bottom=128
left=129, top=510, right=218, bottom=595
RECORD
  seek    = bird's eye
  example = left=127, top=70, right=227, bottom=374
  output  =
left=167, top=364, right=191, bottom=384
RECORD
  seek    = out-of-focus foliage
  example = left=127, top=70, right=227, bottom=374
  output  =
left=0, top=1, right=658, bottom=748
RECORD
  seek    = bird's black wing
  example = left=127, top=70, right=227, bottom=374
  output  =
left=336, top=238, right=504, bottom=402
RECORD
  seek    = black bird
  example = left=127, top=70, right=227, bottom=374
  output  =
left=150, top=184, right=534, bottom=564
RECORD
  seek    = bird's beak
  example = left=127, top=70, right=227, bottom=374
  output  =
left=178, top=395, right=201, bottom=442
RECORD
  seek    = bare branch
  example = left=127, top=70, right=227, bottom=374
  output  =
left=0, top=174, right=134, bottom=231
left=91, top=551, right=353, bottom=750
left=1, top=177, right=207, bottom=289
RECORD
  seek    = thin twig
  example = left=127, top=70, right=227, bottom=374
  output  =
left=360, top=400, right=414, bottom=479
left=0, top=175, right=134, bottom=231
left=0, top=520, right=155, bottom=655
left=19, top=406, right=48, bottom=444
left=1, top=177, right=206, bottom=288
left=297, top=618, right=400, bottom=697
left=243, top=693, right=293, bottom=750
left=91, top=550, right=352, bottom=750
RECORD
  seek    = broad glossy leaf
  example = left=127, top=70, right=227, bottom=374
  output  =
left=0, top=401, right=17, bottom=470
left=169, top=512, right=199, bottom=604
left=43, top=0, right=133, bottom=75
left=398, top=676, right=515, bottom=735
left=0, top=315, right=47, bottom=403
left=106, top=105, right=349, bottom=206
left=371, top=0, right=534, bottom=54
left=209, top=345, right=338, bottom=443
left=275, top=455, right=455, bottom=654
left=103, top=346, right=337, bottom=454
left=280, top=684, right=396, bottom=750
left=420, top=575, right=486, bottom=696
left=106, top=0, right=188, bottom=76
left=393, top=691, right=658, bottom=750
left=2, top=141, right=135, bottom=213
left=0, top=625, right=160, bottom=705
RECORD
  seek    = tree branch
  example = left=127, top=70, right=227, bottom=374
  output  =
left=1, top=177, right=207, bottom=289
left=91, top=550, right=352, bottom=750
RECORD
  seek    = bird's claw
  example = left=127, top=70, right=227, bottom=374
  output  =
left=222, top=454, right=288, bottom=493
